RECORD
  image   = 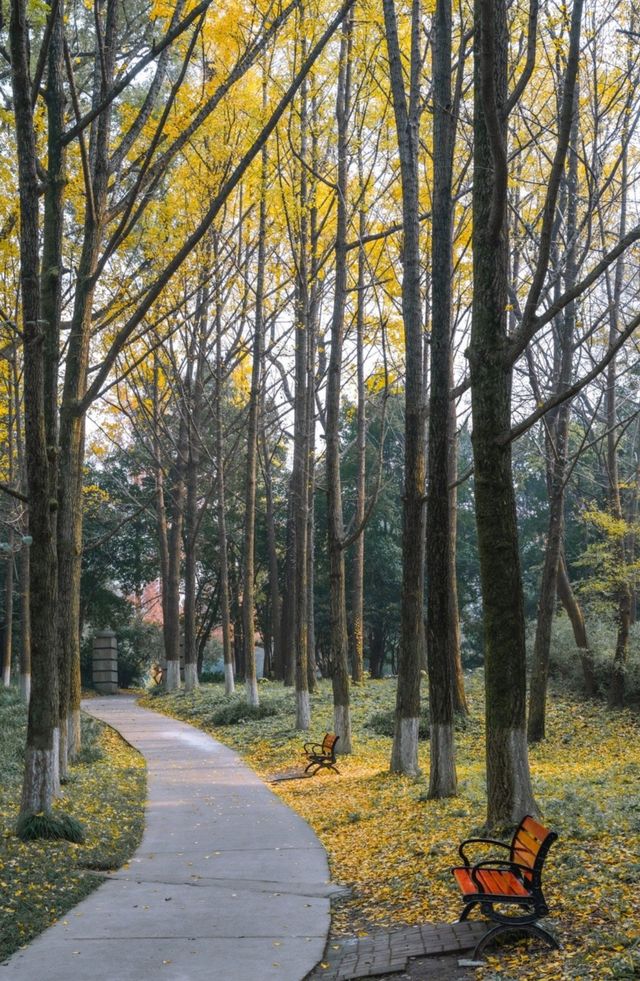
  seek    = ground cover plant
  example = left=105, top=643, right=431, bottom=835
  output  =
left=141, top=674, right=640, bottom=980
left=0, top=689, right=145, bottom=962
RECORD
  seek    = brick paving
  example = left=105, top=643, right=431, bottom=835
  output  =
left=307, top=921, right=488, bottom=980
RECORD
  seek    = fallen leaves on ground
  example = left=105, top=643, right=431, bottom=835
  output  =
left=0, top=690, right=145, bottom=962
left=142, top=673, right=640, bottom=980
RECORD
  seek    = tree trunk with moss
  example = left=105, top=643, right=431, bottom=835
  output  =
left=471, top=0, right=537, bottom=824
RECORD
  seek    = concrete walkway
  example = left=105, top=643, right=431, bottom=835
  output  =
left=2, top=696, right=340, bottom=981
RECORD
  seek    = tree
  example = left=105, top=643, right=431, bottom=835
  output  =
left=383, top=0, right=425, bottom=777
left=469, top=0, right=539, bottom=823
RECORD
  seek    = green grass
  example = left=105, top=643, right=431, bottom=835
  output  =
left=0, top=688, right=146, bottom=962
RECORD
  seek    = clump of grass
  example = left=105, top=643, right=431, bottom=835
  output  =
left=17, top=811, right=86, bottom=844
left=206, top=698, right=282, bottom=726
left=365, top=704, right=475, bottom=740
left=74, top=717, right=106, bottom=764
left=365, top=703, right=431, bottom=739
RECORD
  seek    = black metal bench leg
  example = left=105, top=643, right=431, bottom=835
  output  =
left=473, top=922, right=561, bottom=960
left=458, top=902, right=477, bottom=922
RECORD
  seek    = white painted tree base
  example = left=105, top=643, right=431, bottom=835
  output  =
left=296, top=690, right=311, bottom=730
left=21, top=727, right=60, bottom=814
left=224, top=662, right=235, bottom=694
left=2, top=666, right=10, bottom=688
left=183, top=663, right=199, bottom=692
left=391, top=717, right=420, bottom=775
left=20, top=673, right=31, bottom=705
left=165, top=661, right=181, bottom=691
left=245, top=677, right=259, bottom=707
left=428, top=722, right=457, bottom=797
left=333, top=704, right=352, bottom=753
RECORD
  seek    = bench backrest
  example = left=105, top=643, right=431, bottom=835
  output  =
left=322, top=733, right=339, bottom=759
left=510, top=816, right=557, bottom=888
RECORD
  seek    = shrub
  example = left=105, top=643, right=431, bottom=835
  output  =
left=366, top=703, right=431, bottom=739
left=365, top=702, right=474, bottom=739
left=205, top=698, right=282, bottom=726
left=17, top=811, right=86, bottom=844
left=547, top=612, right=640, bottom=703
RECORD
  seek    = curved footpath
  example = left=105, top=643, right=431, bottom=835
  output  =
left=2, top=696, right=341, bottom=981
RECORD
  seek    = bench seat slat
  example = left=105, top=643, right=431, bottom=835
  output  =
left=452, top=867, right=531, bottom=900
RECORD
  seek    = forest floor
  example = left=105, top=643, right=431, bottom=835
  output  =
left=0, top=688, right=145, bottom=962
left=140, top=672, right=640, bottom=981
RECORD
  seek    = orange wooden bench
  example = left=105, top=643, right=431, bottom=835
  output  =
left=452, top=815, right=559, bottom=960
left=303, top=733, right=340, bottom=775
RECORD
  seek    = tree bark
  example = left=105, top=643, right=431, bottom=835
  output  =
left=350, top=180, right=367, bottom=685
left=11, top=0, right=60, bottom=815
left=470, top=0, right=537, bottom=824
left=324, top=12, right=354, bottom=752
left=2, top=534, right=15, bottom=688
left=214, top=275, right=235, bottom=695
left=606, top=68, right=632, bottom=709
left=528, top=94, right=579, bottom=743
left=556, top=553, right=596, bottom=695
left=242, top=128, right=268, bottom=709
left=383, top=0, right=425, bottom=776
left=425, top=0, right=458, bottom=797
left=58, top=0, right=117, bottom=769
left=260, top=429, right=282, bottom=679
left=20, top=541, right=31, bottom=705
left=183, top=293, right=207, bottom=693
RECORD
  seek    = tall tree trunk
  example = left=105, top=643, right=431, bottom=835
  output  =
left=448, top=413, right=468, bottom=714
left=58, top=0, right=118, bottom=769
left=383, top=0, right=425, bottom=776
left=20, top=540, right=31, bottom=704
left=164, top=420, right=186, bottom=692
left=350, top=182, right=367, bottom=685
left=556, top=553, right=596, bottom=695
left=306, top=413, right=318, bottom=692
left=471, top=0, right=537, bottom=824
left=11, top=354, right=31, bottom=704
left=11, top=0, right=60, bottom=815
left=425, top=0, right=458, bottom=798
left=242, top=133, right=268, bottom=709
left=606, top=70, right=632, bottom=708
left=214, top=281, right=235, bottom=695
left=183, top=296, right=207, bottom=693
left=2, top=392, right=15, bottom=689
left=528, top=93, right=581, bottom=741
left=261, top=431, right=282, bottom=678
left=281, top=487, right=296, bottom=686
left=291, top=10, right=311, bottom=729
left=325, top=12, right=354, bottom=751
left=2, top=533, right=15, bottom=688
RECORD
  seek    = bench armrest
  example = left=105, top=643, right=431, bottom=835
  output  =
left=303, top=742, right=324, bottom=754
left=458, top=837, right=510, bottom=866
